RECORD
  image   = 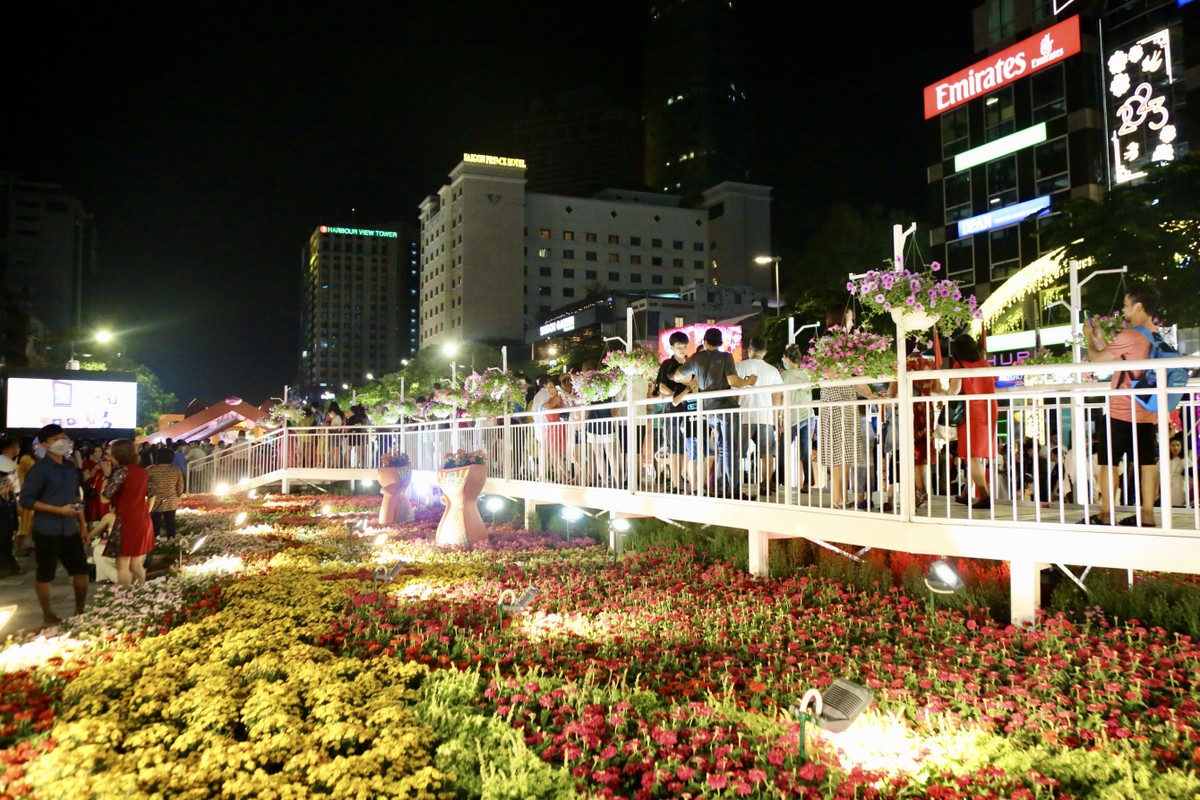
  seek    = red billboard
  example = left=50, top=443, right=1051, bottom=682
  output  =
left=923, top=15, right=1081, bottom=119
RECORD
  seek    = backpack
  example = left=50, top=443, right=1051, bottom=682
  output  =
left=1121, top=326, right=1189, bottom=413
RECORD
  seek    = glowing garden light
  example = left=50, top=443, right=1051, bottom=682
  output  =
left=498, top=586, right=539, bottom=623
left=561, top=505, right=585, bottom=541
left=234, top=512, right=248, bottom=527
left=321, top=504, right=332, bottom=517
left=925, top=559, right=964, bottom=594
left=790, top=679, right=875, bottom=762
left=215, top=483, right=230, bottom=497
left=373, top=533, right=388, bottom=547
left=484, top=495, right=506, bottom=524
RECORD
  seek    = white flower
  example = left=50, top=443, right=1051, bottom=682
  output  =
left=1109, top=72, right=1131, bottom=97
left=1128, top=44, right=1144, bottom=65
left=1160, top=124, right=1177, bottom=144
left=1152, top=143, right=1176, bottom=163
left=1108, top=50, right=1128, bottom=75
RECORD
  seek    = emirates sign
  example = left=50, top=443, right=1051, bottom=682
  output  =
left=923, top=15, right=1081, bottom=119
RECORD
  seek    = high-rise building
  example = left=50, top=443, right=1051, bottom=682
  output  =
left=0, top=172, right=95, bottom=338
left=418, top=154, right=772, bottom=348
left=298, top=223, right=418, bottom=394
left=925, top=0, right=1194, bottom=299
left=643, top=0, right=752, bottom=204
left=513, top=88, right=644, bottom=196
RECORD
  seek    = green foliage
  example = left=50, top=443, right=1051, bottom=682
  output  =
left=1050, top=569, right=1200, bottom=640
left=414, top=670, right=578, bottom=799
left=81, top=356, right=177, bottom=431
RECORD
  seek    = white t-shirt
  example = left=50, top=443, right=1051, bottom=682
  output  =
left=736, top=358, right=783, bottom=424
left=530, top=388, right=550, bottom=413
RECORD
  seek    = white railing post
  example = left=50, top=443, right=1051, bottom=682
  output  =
left=895, top=331, right=914, bottom=522
left=1156, top=365, right=1173, bottom=528
left=281, top=429, right=291, bottom=494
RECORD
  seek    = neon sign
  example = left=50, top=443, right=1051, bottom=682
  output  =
left=924, top=16, right=1080, bottom=118
left=957, top=196, right=1051, bottom=237
left=1107, top=28, right=1176, bottom=184
left=319, top=226, right=399, bottom=238
left=539, top=315, right=576, bottom=337
left=462, top=153, right=527, bottom=169
left=954, top=123, right=1047, bottom=172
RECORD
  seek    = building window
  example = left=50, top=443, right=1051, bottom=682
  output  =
left=673, top=258, right=684, bottom=268
left=630, top=236, right=641, bottom=246
left=631, top=274, right=642, bottom=283
left=946, top=237, right=974, bottom=279
left=563, top=287, right=575, bottom=297
left=693, top=242, right=704, bottom=252
left=608, top=253, right=620, bottom=263
left=652, top=275, right=664, bottom=285
left=585, top=270, right=597, bottom=279
left=538, top=247, right=552, bottom=258
left=539, top=266, right=551, bottom=277
left=673, top=277, right=684, bottom=286
left=693, top=260, right=703, bottom=269
left=989, top=226, right=1020, bottom=279
left=563, top=249, right=575, bottom=259
left=538, top=286, right=550, bottom=296
left=652, top=238, right=663, bottom=248
left=563, top=230, right=575, bottom=241
left=986, top=0, right=1015, bottom=45
left=608, top=271, right=620, bottom=281
left=630, top=254, right=642, bottom=265
left=608, top=234, right=619, bottom=244
left=652, top=256, right=664, bottom=266
left=586, top=251, right=598, bottom=261
left=941, top=106, right=970, bottom=159
left=986, top=155, right=1018, bottom=208
left=563, top=268, right=575, bottom=278
left=585, top=232, right=597, bottom=243
left=1031, top=64, right=1066, bottom=123
left=944, top=171, right=972, bottom=225
left=538, top=228, right=551, bottom=239
left=1034, top=136, right=1069, bottom=196
left=1036, top=212, right=1063, bottom=256
left=983, top=86, right=1015, bottom=141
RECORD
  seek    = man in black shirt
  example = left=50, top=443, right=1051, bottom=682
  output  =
left=674, top=328, right=756, bottom=497
left=655, top=331, right=699, bottom=492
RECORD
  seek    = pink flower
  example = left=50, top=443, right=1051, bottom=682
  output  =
left=931, top=261, right=941, bottom=271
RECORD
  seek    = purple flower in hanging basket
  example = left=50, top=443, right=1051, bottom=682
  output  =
left=847, top=282, right=856, bottom=293
left=906, top=296, right=916, bottom=306
left=914, top=302, right=924, bottom=312
left=875, top=293, right=885, bottom=304
left=931, top=261, right=941, bottom=272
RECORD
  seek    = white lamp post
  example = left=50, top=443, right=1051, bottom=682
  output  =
left=754, top=256, right=782, bottom=316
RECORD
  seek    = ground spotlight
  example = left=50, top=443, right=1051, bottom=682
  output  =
left=789, top=679, right=875, bottom=761
left=924, top=559, right=964, bottom=595
left=239, top=477, right=249, bottom=489
left=235, top=512, right=248, bottom=527
left=484, top=495, right=506, bottom=524
left=498, top=586, right=539, bottom=623
left=608, top=517, right=631, bottom=560
left=215, top=483, right=229, bottom=497
left=560, top=506, right=584, bottom=541
left=321, top=504, right=332, bottom=517
left=373, top=533, right=389, bottom=547
left=373, top=559, right=411, bottom=588
left=611, top=517, right=631, bottom=533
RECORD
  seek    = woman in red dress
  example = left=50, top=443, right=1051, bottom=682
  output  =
left=541, top=376, right=568, bottom=481
left=99, top=439, right=154, bottom=586
left=944, top=333, right=998, bottom=510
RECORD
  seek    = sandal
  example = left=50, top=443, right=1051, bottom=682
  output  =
left=1117, top=515, right=1156, bottom=527
left=1077, top=514, right=1110, bottom=525
left=915, top=490, right=928, bottom=509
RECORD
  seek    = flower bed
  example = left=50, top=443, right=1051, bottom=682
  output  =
left=0, top=494, right=1197, bottom=799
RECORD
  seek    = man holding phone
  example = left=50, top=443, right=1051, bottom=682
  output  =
left=18, top=424, right=89, bottom=624
left=1082, top=282, right=1161, bottom=527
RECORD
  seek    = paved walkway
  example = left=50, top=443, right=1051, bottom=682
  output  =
left=0, top=550, right=174, bottom=640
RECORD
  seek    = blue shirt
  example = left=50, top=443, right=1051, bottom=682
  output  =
left=19, top=457, right=81, bottom=536
left=173, top=451, right=188, bottom=472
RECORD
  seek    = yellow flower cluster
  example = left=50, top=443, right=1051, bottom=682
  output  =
left=25, top=567, right=454, bottom=799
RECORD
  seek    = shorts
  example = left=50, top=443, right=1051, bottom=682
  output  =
left=33, top=531, right=90, bottom=583
left=1096, top=417, right=1156, bottom=468
left=661, top=414, right=697, bottom=456
left=746, top=422, right=777, bottom=455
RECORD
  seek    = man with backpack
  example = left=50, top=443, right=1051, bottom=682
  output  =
left=1082, top=281, right=1177, bottom=527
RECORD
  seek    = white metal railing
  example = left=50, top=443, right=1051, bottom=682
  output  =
left=185, top=358, right=1200, bottom=536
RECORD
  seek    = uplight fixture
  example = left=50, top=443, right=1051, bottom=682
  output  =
left=234, top=512, right=248, bottom=527
left=498, top=586, right=540, bottom=623
left=924, top=559, right=964, bottom=594
left=789, top=679, right=875, bottom=762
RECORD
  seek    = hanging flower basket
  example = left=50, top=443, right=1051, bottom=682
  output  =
left=850, top=261, right=980, bottom=332
left=602, top=347, right=660, bottom=381
left=571, top=368, right=624, bottom=405
left=461, top=369, right=526, bottom=418
left=800, top=328, right=896, bottom=381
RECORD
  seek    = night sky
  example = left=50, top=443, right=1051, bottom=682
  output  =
left=7, top=1, right=974, bottom=405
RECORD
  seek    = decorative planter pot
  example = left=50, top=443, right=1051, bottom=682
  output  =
left=890, top=308, right=941, bottom=332
left=377, top=464, right=413, bottom=524
left=435, top=464, right=488, bottom=548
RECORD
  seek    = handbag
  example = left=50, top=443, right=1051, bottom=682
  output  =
left=939, top=400, right=966, bottom=427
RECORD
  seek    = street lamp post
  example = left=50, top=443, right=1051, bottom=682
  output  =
left=754, top=256, right=782, bottom=316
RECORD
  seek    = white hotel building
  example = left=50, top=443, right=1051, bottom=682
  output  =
left=417, top=154, right=773, bottom=348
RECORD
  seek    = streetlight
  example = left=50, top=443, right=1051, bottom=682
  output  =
left=365, top=372, right=374, bottom=381
left=94, top=329, right=113, bottom=344
left=754, top=256, right=782, bottom=316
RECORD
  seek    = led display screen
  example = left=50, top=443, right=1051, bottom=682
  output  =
left=5, top=374, right=138, bottom=430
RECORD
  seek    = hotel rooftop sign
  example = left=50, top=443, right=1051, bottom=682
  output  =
left=924, top=15, right=1081, bottom=119
left=462, top=153, right=527, bottom=168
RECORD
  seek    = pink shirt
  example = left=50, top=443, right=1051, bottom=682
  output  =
left=1106, top=328, right=1155, bottom=424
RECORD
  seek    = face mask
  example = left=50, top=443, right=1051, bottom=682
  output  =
left=47, top=439, right=72, bottom=457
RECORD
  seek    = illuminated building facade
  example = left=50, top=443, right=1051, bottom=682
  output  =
left=926, top=0, right=1195, bottom=300
left=418, top=155, right=772, bottom=349
left=298, top=224, right=418, bottom=393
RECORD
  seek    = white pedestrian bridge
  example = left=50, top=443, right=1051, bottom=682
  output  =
left=185, top=357, right=1200, bottom=622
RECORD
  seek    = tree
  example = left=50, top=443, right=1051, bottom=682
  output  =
left=1039, top=152, right=1200, bottom=322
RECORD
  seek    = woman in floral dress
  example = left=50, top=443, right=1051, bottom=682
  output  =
left=100, top=439, right=154, bottom=586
